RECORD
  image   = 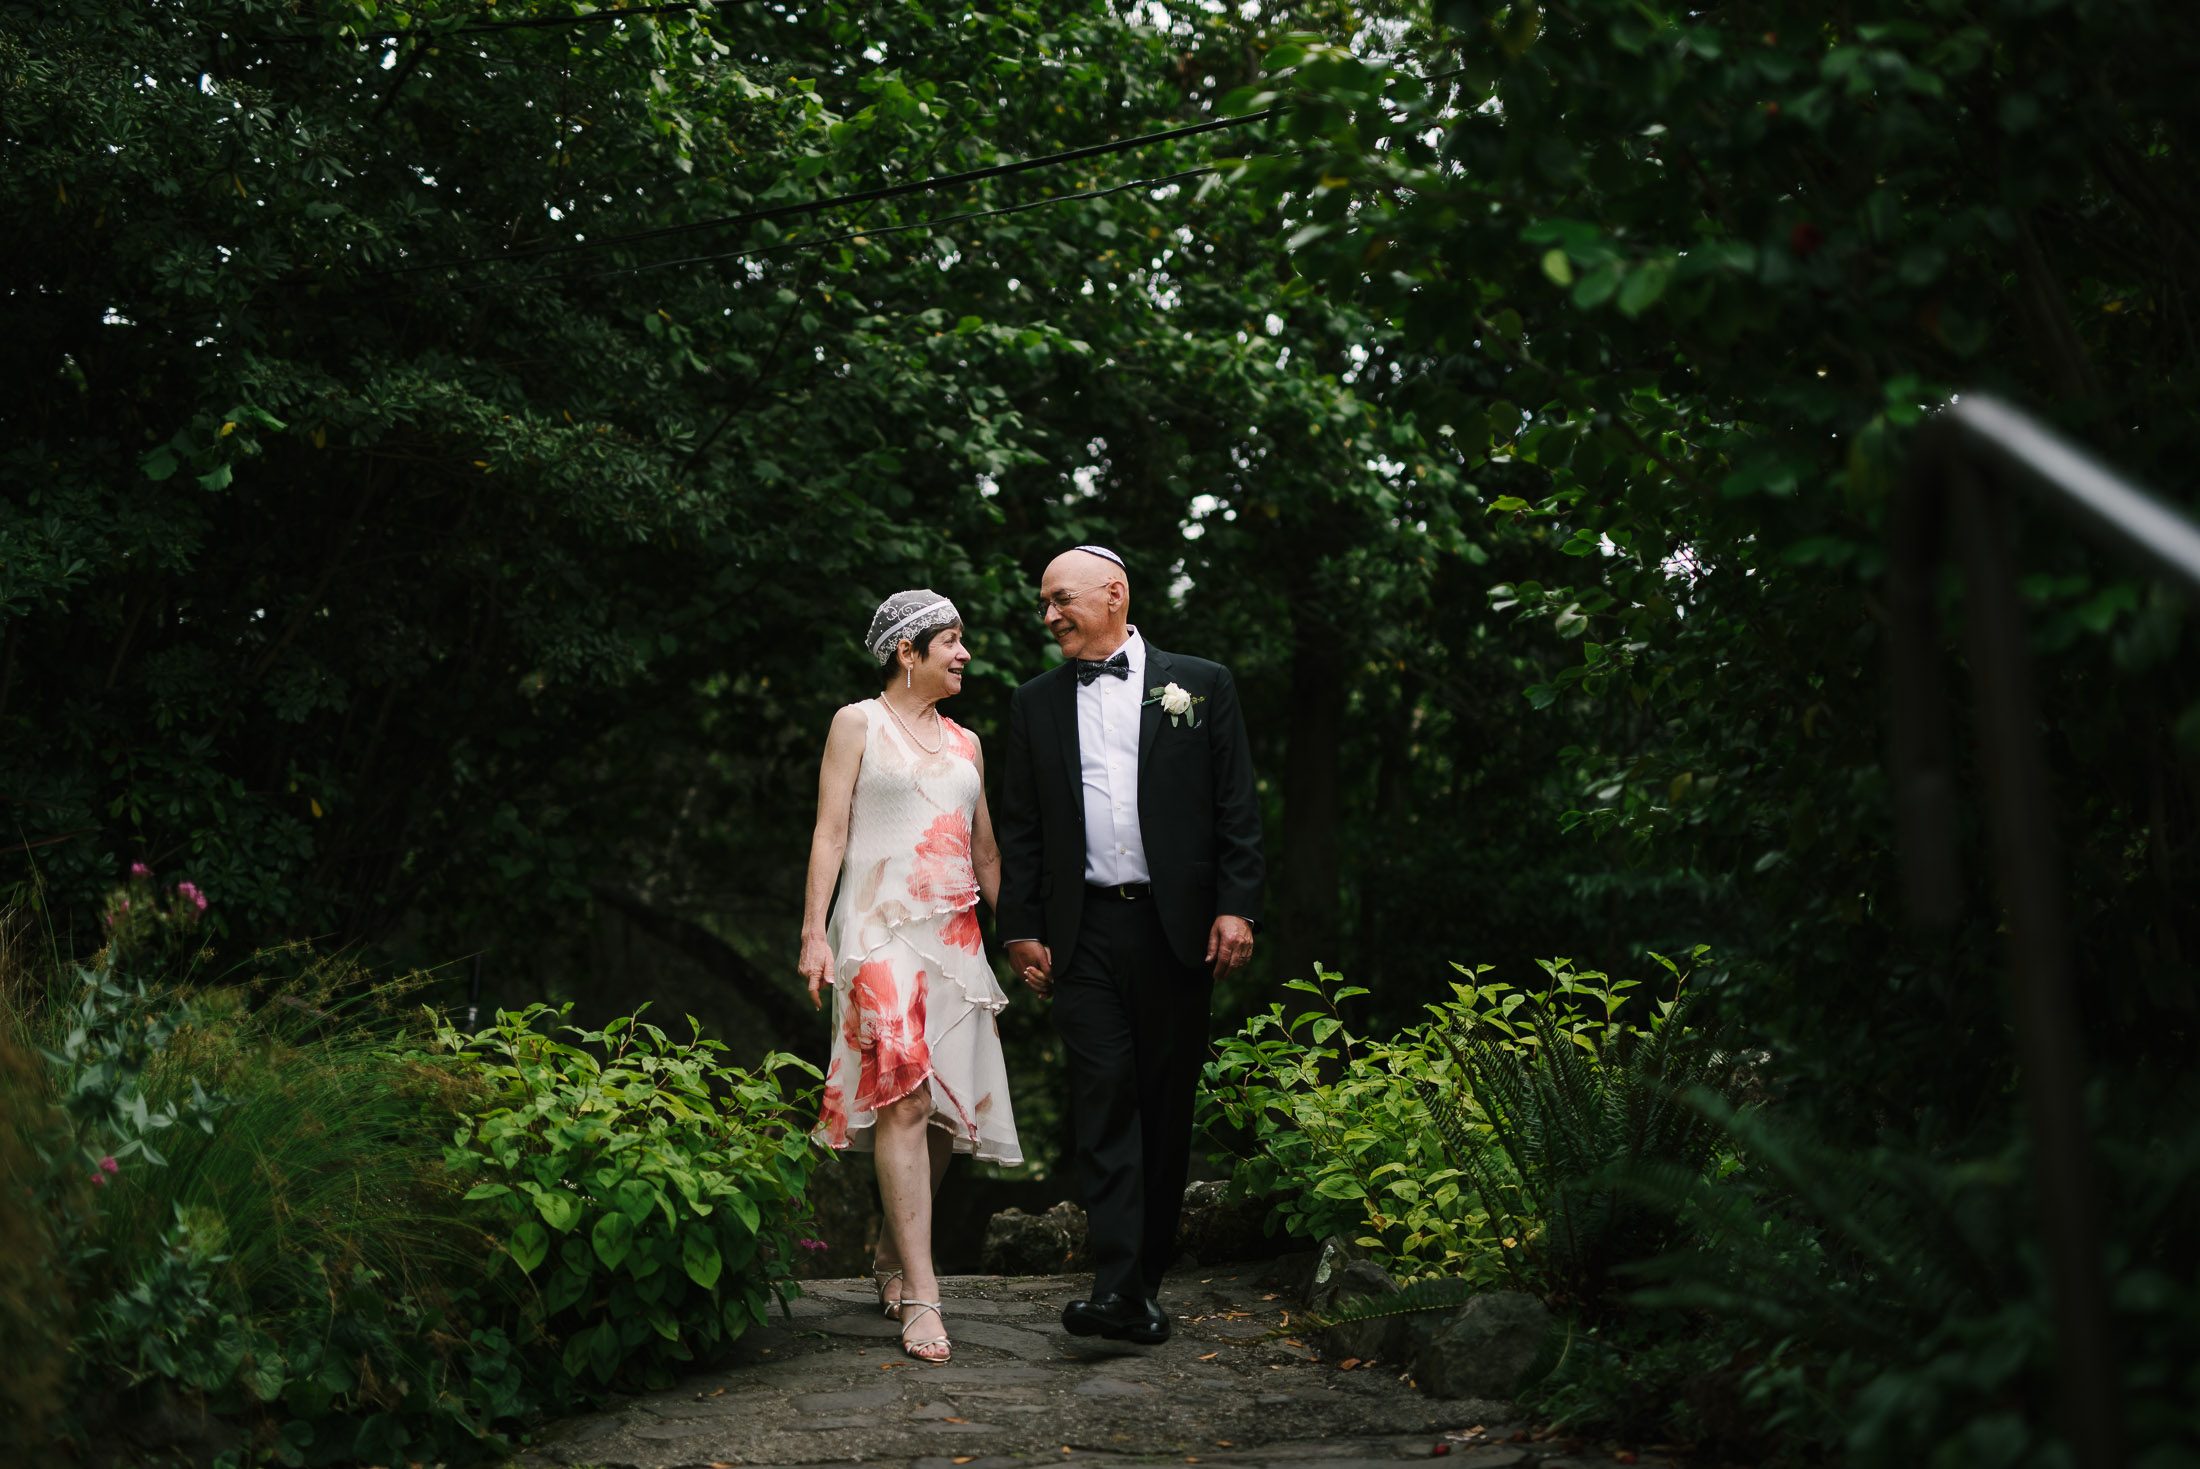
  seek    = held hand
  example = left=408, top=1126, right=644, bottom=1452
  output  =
left=1205, top=915, right=1255, bottom=980
left=798, top=934, right=836, bottom=1009
left=1006, top=939, right=1053, bottom=999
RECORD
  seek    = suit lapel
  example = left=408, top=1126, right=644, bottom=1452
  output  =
left=1051, top=662, right=1082, bottom=798
left=1137, top=645, right=1170, bottom=782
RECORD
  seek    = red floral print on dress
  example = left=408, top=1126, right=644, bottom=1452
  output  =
left=817, top=1057, right=850, bottom=1147
left=908, top=811, right=977, bottom=908
left=941, top=717, right=977, bottom=762
left=939, top=904, right=983, bottom=954
left=845, top=959, right=931, bottom=1111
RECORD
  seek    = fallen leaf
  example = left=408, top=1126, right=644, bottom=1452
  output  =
left=1261, top=1292, right=1279, bottom=1300
left=953, top=1459, right=975, bottom=1465
left=1283, top=1337, right=1306, bottom=1348
left=701, top=1386, right=727, bottom=1398
left=944, top=1417, right=969, bottom=1424
left=1616, top=1455, right=1639, bottom=1465
left=1198, top=1352, right=1218, bottom=1361
left=1337, top=1358, right=1361, bottom=1370
left=1215, top=1441, right=1234, bottom=1448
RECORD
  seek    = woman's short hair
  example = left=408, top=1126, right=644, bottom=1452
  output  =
left=878, top=620, right=963, bottom=687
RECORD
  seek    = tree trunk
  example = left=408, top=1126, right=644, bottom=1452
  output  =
left=1275, top=602, right=1345, bottom=986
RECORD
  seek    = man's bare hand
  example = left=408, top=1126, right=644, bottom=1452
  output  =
left=1006, top=938, right=1053, bottom=998
left=1205, top=915, right=1255, bottom=980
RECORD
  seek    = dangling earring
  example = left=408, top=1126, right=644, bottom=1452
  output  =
left=905, top=663, right=912, bottom=690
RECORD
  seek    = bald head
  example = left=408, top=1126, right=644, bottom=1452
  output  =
left=1038, top=547, right=1131, bottom=661
left=1044, top=548, right=1132, bottom=595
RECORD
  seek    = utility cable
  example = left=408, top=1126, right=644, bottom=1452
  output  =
left=249, top=3, right=709, bottom=44
left=415, top=162, right=1229, bottom=297
left=364, top=106, right=1282, bottom=279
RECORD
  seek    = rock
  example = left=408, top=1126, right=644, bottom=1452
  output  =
left=1301, top=1236, right=1404, bottom=1363
left=981, top=1200, right=1088, bottom=1275
left=1174, top=1180, right=1289, bottom=1264
left=1410, top=1291, right=1554, bottom=1400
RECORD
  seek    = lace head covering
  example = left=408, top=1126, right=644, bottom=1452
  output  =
left=866, top=589, right=961, bottom=667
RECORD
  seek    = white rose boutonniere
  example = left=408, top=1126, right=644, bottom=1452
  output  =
left=1145, top=681, right=1206, bottom=728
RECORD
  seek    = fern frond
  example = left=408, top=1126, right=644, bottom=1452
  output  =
left=1285, top=1272, right=1482, bottom=1339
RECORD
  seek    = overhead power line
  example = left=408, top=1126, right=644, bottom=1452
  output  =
left=439, top=163, right=1232, bottom=295
left=251, top=2, right=709, bottom=45
left=365, top=106, right=1283, bottom=279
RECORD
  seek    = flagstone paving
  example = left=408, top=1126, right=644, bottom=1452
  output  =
left=514, top=1261, right=1677, bottom=1469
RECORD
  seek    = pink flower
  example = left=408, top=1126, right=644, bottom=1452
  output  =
left=100, top=1156, right=119, bottom=1175
left=129, top=862, right=152, bottom=879
left=796, top=1237, right=828, bottom=1252
left=176, top=881, right=208, bottom=911
left=89, top=1171, right=107, bottom=1188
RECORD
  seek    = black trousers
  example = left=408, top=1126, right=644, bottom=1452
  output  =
left=1052, top=889, right=1213, bottom=1302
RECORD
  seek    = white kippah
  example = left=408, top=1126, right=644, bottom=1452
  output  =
left=865, top=589, right=960, bottom=666
left=1073, top=544, right=1127, bottom=570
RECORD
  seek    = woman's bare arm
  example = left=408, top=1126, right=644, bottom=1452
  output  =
left=971, top=737, right=1002, bottom=913
left=797, top=704, right=868, bottom=1007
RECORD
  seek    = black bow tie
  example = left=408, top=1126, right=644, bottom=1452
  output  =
left=1075, top=651, right=1131, bottom=686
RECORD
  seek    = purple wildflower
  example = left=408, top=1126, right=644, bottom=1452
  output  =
left=129, top=861, right=152, bottom=879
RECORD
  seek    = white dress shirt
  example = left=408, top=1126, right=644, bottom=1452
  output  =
left=1078, top=628, right=1151, bottom=886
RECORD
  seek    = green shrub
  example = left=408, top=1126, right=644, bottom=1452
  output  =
left=1585, top=1089, right=2200, bottom=1468
left=0, top=1018, right=73, bottom=1461
left=1418, top=955, right=1743, bottom=1312
left=429, top=1003, right=821, bottom=1393
left=23, top=959, right=524, bottom=1465
left=1199, top=964, right=1496, bottom=1284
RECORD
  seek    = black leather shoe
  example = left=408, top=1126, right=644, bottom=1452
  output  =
left=1062, top=1293, right=1170, bottom=1342
left=1123, top=1297, right=1171, bottom=1345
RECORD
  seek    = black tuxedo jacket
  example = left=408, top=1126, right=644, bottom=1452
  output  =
left=996, top=643, right=1263, bottom=970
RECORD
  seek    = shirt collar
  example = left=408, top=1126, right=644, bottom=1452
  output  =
left=1078, top=626, right=1145, bottom=689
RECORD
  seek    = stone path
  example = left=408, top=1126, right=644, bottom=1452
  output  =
left=516, top=1260, right=1679, bottom=1469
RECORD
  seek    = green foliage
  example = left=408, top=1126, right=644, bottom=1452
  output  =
left=0, top=1018, right=72, bottom=1460
left=1199, top=964, right=1506, bottom=1285
left=1421, top=952, right=1741, bottom=1311
left=1201, top=956, right=1726, bottom=1290
left=1235, top=0, right=2200, bottom=1133
left=3, top=938, right=823, bottom=1462
left=17, top=961, right=526, bottom=1463
left=430, top=1003, right=821, bottom=1393
left=1288, top=1271, right=1483, bottom=1341
left=1596, top=1091, right=2200, bottom=1467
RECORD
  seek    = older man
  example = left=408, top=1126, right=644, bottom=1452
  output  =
left=997, top=545, right=1263, bottom=1344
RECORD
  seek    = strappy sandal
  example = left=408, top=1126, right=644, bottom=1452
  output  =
left=872, top=1266, right=904, bottom=1320
left=897, top=1299, right=951, bottom=1364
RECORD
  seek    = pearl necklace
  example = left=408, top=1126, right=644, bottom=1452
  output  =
left=880, top=695, right=943, bottom=755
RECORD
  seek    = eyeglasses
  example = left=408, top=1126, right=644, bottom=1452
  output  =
left=1036, top=585, right=1102, bottom=617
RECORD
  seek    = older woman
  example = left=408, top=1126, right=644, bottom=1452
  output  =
left=797, top=589, right=1022, bottom=1364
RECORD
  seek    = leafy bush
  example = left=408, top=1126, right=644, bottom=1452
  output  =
left=0, top=1016, right=72, bottom=1461
left=22, top=959, right=523, bottom=1465
left=1568, top=1089, right=2200, bottom=1468
left=1419, top=952, right=1742, bottom=1312
left=2, top=885, right=827, bottom=1465
left=1201, top=957, right=1720, bottom=1286
left=430, top=1004, right=822, bottom=1393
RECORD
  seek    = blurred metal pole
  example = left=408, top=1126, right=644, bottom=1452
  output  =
left=1886, top=392, right=2200, bottom=1469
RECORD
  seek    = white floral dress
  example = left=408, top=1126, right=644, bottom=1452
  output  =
left=813, top=699, right=1021, bottom=1164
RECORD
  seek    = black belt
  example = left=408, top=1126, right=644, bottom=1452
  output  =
left=1085, top=882, right=1153, bottom=902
